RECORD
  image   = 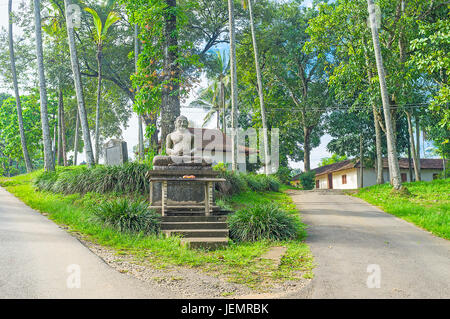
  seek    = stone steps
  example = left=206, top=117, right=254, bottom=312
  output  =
left=161, top=221, right=228, bottom=230
left=162, top=229, right=229, bottom=238
left=162, top=216, right=227, bottom=223
left=160, top=210, right=232, bottom=249
left=180, top=237, right=229, bottom=250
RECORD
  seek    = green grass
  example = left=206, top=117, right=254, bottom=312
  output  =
left=0, top=170, right=314, bottom=291
left=353, top=179, right=450, bottom=240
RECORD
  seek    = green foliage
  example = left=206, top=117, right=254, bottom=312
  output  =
left=298, top=171, right=316, bottom=190
left=34, top=162, right=150, bottom=195
left=215, top=167, right=281, bottom=196
left=274, top=166, right=293, bottom=184
left=319, top=154, right=347, bottom=167
left=90, top=198, right=160, bottom=235
left=228, top=203, right=304, bottom=242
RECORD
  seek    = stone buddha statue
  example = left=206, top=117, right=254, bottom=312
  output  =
left=152, top=115, right=211, bottom=169
left=166, top=115, right=194, bottom=156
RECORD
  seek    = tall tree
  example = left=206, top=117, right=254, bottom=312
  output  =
left=85, top=6, right=120, bottom=164
left=8, top=0, right=33, bottom=172
left=64, top=0, right=95, bottom=167
left=160, top=0, right=181, bottom=147
left=34, top=0, right=55, bottom=171
left=367, top=0, right=402, bottom=189
left=245, top=0, right=270, bottom=175
left=228, top=0, right=238, bottom=171
left=135, top=23, right=144, bottom=161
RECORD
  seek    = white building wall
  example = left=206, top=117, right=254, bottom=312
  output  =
left=316, top=175, right=328, bottom=189
left=332, top=168, right=359, bottom=189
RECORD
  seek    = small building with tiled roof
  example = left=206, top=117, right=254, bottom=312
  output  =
left=312, top=158, right=446, bottom=189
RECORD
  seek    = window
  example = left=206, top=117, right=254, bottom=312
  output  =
left=342, top=174, right=347, bottom=184
left=401, top=173, right=407, bottom=182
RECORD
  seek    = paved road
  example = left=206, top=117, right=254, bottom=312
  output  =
left=0, top=187, right=178, bottom=298
left=288, top=190, right=450, bottom=299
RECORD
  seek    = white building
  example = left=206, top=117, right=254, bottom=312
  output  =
left=312, top=158, right=446, bottom=189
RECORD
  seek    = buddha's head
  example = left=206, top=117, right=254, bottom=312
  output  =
left=174, top=115, right=189, bottom=131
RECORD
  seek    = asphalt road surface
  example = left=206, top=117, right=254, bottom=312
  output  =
left=289, top=190, right=450, bottom=298
left=0, top=187, right=178, bottom=298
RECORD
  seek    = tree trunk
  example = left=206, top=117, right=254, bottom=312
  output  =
left=57, top=96, right=62, bottom=166
left=34, top=0, right=55, bottom=172
left=9, top=0, right=33, bottom=173
left=64, top=0, right=95, bottom=167
left=53, top=113, right=57, bottom=164
left=359, top=134, right=364, bottom=188
left=228, top=0, right=238, bottom=171
left=74, top=110, right=79, bottom=166
left=160, top=0, right=180, bottom=149
left=135, top=24, right=144, bottom=161
left=415, top=116, right=421, bottom=176
left=94, top=46, right=102, bottom=164
left=407, top=136, right=413, bottom=182
left=59, top=87, right=67, bottom=166
left=373, top=105, right=384, bottom=184
left=406, top=111, right=421, bottom=181
left=303, top=127, right=311, bottom=172
left=220, top=80, right=226, bottom=134
left=367, top=0, right=402, bottom=189
left=248, top=0, right=270, bottom=175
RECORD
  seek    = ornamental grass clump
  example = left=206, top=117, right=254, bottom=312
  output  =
left=90, top=198, right=160, bottom=235
left=228, top=203, right=304, bottom=242
left=34, top=162, right=150, bottom=195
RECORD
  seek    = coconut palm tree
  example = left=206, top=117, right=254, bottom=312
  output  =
left=33, top=0, right=55, bottom=171
left=64, top=0, right=95, bottom=167
left=243, top=0, right=270, bottom=175
left=85, top=7, right=120, bottom=164
left=367, top=0, right=402, bottom=189
left=8, top=0, right=33, bottom=172
left=191, top=51, right=230, bottom=130
left=227, top=0, right=238, bottom=171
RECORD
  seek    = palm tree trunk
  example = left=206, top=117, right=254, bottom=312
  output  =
left=373, top=105, right=384, bottom=184
left=406, top=111, right=421, bottom=181
left=359, top=134, right=364, bottom=188
left=34, top=0, right=55, bottom=172
left=74, top=110, right=79, bottom=166
left=415, top=116, right=421, bottom=176
left=57, top=97, right=62, bottom=166
left=59, top=87, right=67, bottom=166
left=220, top=81, right=226, bottom=133
left=135, top=24, right=144, bottom=161
left=94, top=46, right=102, bottom=164
left=367, top=0, right=402, bottom=189
left=8, top=0, right=33, bottom=173
left=228, top=0, right=238, bottom=171
left=64, top=0, right=95, bottom=167
left=247, top=0, right=270, bottom=175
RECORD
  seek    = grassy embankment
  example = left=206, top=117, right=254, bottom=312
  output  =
left=353, top=179, right=449, bottom=240
left=0, top=168, right=314, bottom=291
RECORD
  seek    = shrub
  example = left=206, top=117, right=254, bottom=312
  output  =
left=275, top=166, right=292, bottom=185
left=267, top=175, right=281, bottom=192
left=244, top=173, right=266, bottom=192
left=298, top=171, right=316, bottom=190
left=228, top=203, right=304, bottom=242
left=90, top=198, right=160, bottom=235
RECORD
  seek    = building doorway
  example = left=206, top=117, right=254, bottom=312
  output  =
left=328, top=173, right=333, bottom=189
